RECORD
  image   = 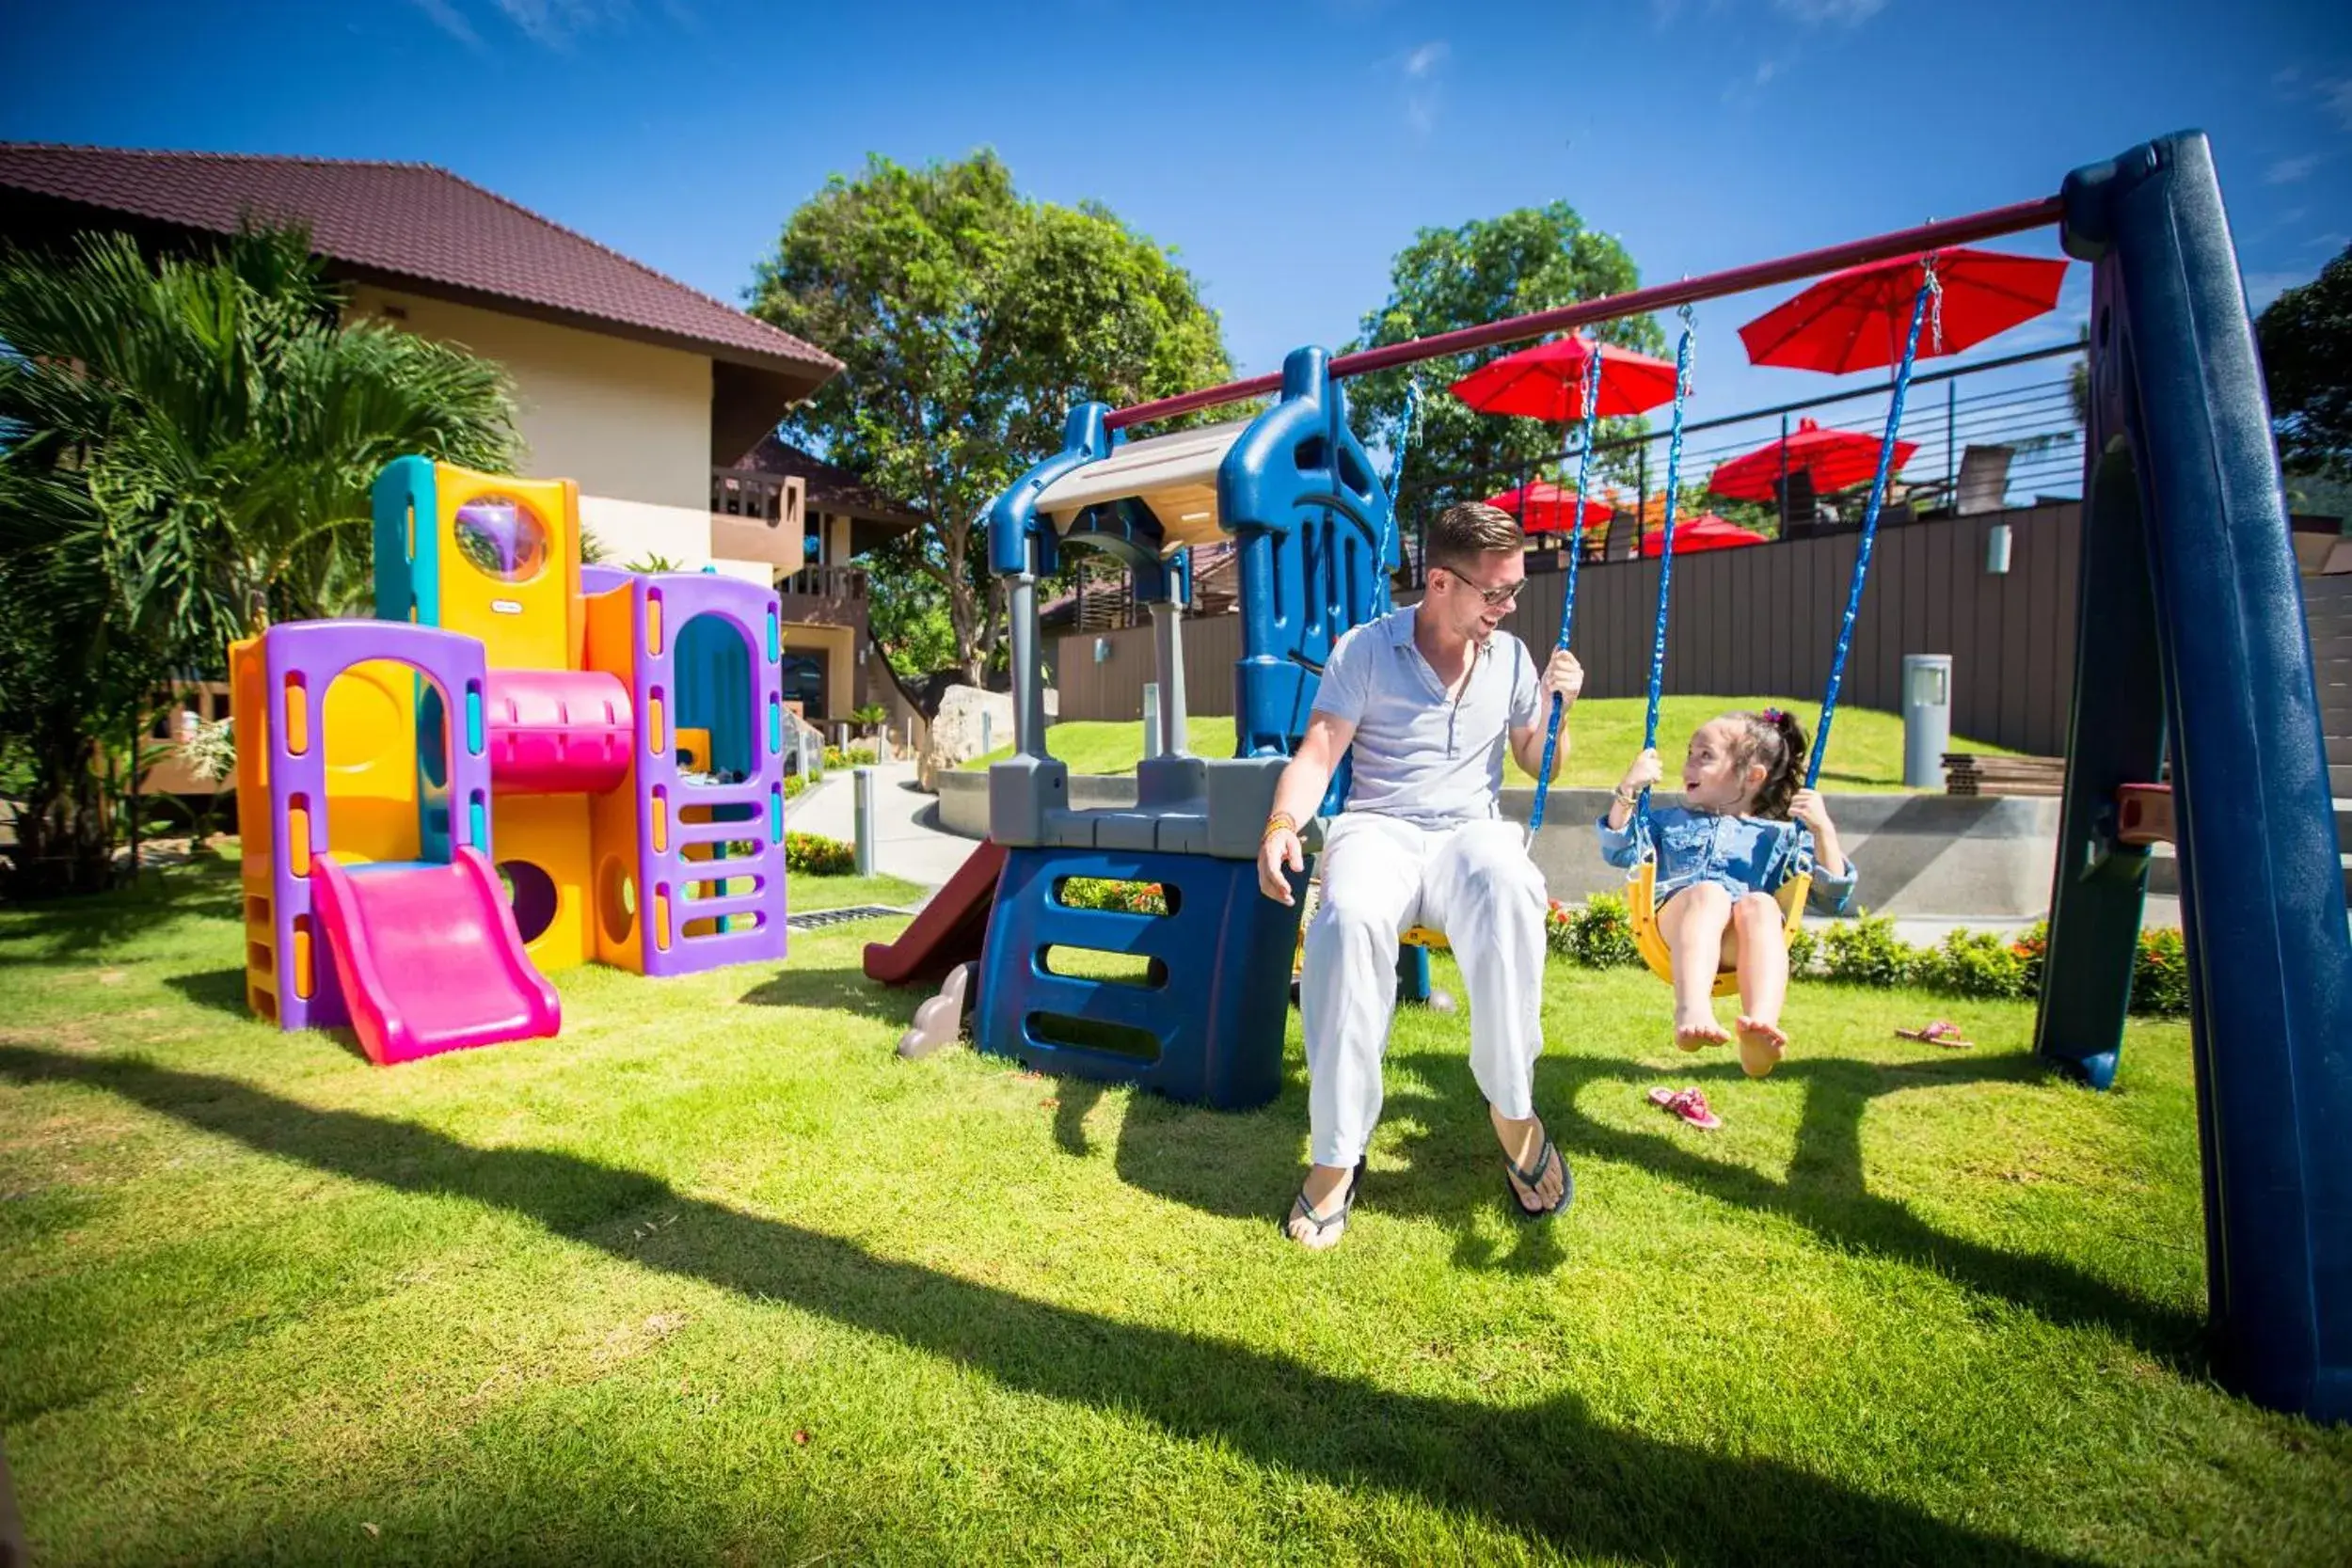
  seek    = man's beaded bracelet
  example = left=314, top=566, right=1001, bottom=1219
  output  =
left=1263, top=812, right=1299, bottom=843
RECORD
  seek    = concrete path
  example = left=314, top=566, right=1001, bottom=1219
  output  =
left=784, top=764, right=2192, bottom=939
left=786, top=762, right=983, bottom=889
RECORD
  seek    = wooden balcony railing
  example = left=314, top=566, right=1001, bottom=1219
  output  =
left=778, top=562, right=868, bottom=600
left=709, top=467, right=807, bottom=572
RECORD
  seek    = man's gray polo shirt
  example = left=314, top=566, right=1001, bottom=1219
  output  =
left=1311, top=604, right=1540, bottom=828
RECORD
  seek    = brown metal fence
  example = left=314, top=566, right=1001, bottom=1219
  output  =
left=2306, top=570, right=2352, bottom=798
left=1056, top=502, right=2085, bottom=756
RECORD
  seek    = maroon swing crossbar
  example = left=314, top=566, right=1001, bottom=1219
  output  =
left=1104, top=195, right=2068, bottom=430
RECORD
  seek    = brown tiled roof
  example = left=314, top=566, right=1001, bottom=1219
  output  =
left=739, top=436, right=927, bottom=530
left=0, top=143, right=839, bottom=382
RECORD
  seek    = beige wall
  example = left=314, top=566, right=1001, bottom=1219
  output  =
left=578, top=494, right=713, bottom=571
left=348, top=285, right=713, bottom=511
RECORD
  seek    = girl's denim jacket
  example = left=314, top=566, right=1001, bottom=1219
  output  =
left=1597, top=805, right=1858, bottom=915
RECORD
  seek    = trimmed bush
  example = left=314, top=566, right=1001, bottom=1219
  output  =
left=1059, top=877, right=1169, bottom=916
left=785, top=832, right=854, bottom=876
left=1819, top=911, right=1913, bottom=989
left=1552, top=894, right=1640, bottom=969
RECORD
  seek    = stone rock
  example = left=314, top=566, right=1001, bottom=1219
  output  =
left=919, top=685, right=1020, bottom=791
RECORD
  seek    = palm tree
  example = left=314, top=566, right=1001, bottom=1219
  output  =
left=0, top=225, right=522, bottom=896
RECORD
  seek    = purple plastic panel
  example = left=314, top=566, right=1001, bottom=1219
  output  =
left=626, top=572, right=787, bottom=976
left=580, top=564, right=634, bottom=597
left=262, top=621, right=491, bottom=1033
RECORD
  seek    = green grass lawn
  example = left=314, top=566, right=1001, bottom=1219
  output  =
left=2, top=858, right=2346, bottom=1565
left=967, top=696, right=2020, bottom=790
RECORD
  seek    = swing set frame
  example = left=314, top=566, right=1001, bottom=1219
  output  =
left=1122, top=133, right=2352, bottom=1426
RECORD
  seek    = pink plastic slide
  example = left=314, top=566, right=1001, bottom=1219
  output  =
left=310, top=847, right=561, bottom=1065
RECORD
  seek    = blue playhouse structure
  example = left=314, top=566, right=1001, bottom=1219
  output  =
left=976, top=346, right=1403, bottom=1108
left=916, top=132, right=2348, bottom=1426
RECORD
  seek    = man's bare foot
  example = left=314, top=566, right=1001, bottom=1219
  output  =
left=1675, top=1006, right=1732, bottom=1051
left=1285, top=1162, right=1362, bottom=1250
left=1736, top=1016, right=1788, bottom=1078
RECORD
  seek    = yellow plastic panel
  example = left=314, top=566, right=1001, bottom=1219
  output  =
left=292, top=913, right=314, bottom=1000
left=490, top=795, right=594, bottom=973
left=431, top=464, right=581, bottom=672
left=287, top=800, right=311, bottom=877
left=321, top=661, right=423, bottom=865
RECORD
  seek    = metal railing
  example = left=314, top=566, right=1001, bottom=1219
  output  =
left=709, top=466, right=797, bottom=525
left=777, top=562, right=868, bottom=599
left=1402, top=341, right=2087, bottom=580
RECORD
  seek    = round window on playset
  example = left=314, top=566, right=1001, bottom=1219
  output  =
left=453, top=493, right=550, bottom=585
left=497, top=860, right=559, bottom=944
left=597, top=857, right=638, bottom=947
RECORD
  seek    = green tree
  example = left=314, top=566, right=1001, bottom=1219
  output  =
left=0, top=225, right=519, bottom=896
left=748, top=152, right=1232, bottom=709
left=2257, top=243, right=2352, bottom=478
left=1345, top=202, right=1664, bottom=535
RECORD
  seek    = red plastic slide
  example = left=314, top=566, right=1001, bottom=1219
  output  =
left=310, top=847, right=561, bottom=1065
left=862, top=839, right=1007, bottom=987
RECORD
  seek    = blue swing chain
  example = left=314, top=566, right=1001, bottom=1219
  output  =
left=1380, top=378, right=1423, bottom=615
left=1805, top=261, right=1942, bottom=790
left=1527, top=345, right=1606, bottom=833
left=1637, top=308, right=1698, bottom=828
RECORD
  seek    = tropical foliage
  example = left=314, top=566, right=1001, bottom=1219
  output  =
left=1344, top=202, right=1662, bottom=530
left=0, top=225, right=519, bottom=896
left=749, top=152, right=1232, bottom=708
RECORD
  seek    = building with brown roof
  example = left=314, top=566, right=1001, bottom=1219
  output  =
left=0, top=142, right=930, bottom=726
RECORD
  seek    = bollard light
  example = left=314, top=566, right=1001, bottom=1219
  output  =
left=853, top=766, right=877, bottom=877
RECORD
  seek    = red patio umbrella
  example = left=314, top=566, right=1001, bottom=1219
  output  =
left=1450, top=335, right=1679, bottom=420
left=1737, top=247, right=2067, bottom=374
left=1708, top=418, right=1920, bottom=503
left=1486, top=481, right=1613, bottom=534
left=1639, top=514, right=1765, bottom=557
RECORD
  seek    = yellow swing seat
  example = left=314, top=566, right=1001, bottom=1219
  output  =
left=1626, top=852, right=1810, bottom=998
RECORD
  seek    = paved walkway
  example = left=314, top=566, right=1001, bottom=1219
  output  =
left=786, top=762, right=981, bottom=890
left=782, top=764, right=2189, bottom=940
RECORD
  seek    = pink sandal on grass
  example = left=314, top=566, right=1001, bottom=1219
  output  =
left=1895, top=1020, right=1975, bottom=1049
left=1647, top=1085, right=1723, bottom=1131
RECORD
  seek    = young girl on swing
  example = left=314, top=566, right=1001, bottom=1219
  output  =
left=1597, top=708, right=1855, bottom=1077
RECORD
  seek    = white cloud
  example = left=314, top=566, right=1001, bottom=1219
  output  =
left=1772, top=0, right=1886, bottom=24
left=2324, top=78, right=2352, bottom=132
left=1393, top=40, right=1447, bottom=135
left=407, top=0, right=485, bottom=48
left=490, top=0, right=632, bottom=48
left=1755, top=57, right=1781, bottom=86
left=2267, top=154, right=2321, bottom=184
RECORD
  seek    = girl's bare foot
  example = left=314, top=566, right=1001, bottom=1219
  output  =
left=1736, top=1016, right=1788, bottom=1077
left=1675, top=1006, right=1732, bottom=1050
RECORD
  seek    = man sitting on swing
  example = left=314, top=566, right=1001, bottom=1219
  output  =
left=1258, top=501, right=1583, bottom=1250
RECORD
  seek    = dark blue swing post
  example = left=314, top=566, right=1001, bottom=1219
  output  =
left=2039, top=132, right=2352, bottom=1422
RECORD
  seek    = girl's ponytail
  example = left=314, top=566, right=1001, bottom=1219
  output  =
left=1744, top=707, right=1810, bottom=819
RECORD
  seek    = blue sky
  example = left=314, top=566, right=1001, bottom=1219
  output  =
left=4, top=0, right=2347, bottom=424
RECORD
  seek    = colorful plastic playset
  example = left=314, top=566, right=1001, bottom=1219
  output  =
left=229, top=458, right=789, bottom=1065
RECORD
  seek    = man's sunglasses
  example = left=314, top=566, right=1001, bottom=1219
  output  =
left=1436, top=566, right=1524, bottom=607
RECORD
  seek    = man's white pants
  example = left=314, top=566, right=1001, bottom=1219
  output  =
left=1300, top=812, right=1549, bottom=1169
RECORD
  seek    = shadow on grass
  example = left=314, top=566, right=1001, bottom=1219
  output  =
left=0, top=861, right=242, bottom=970
left=737, top=962, right=921, bottom=1025
left=1057, top=1043, right=2201, bottom=1365
left=164, top=967, right=253, bottom=1018
left=0, top=1045, right=2084, bottom=1566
